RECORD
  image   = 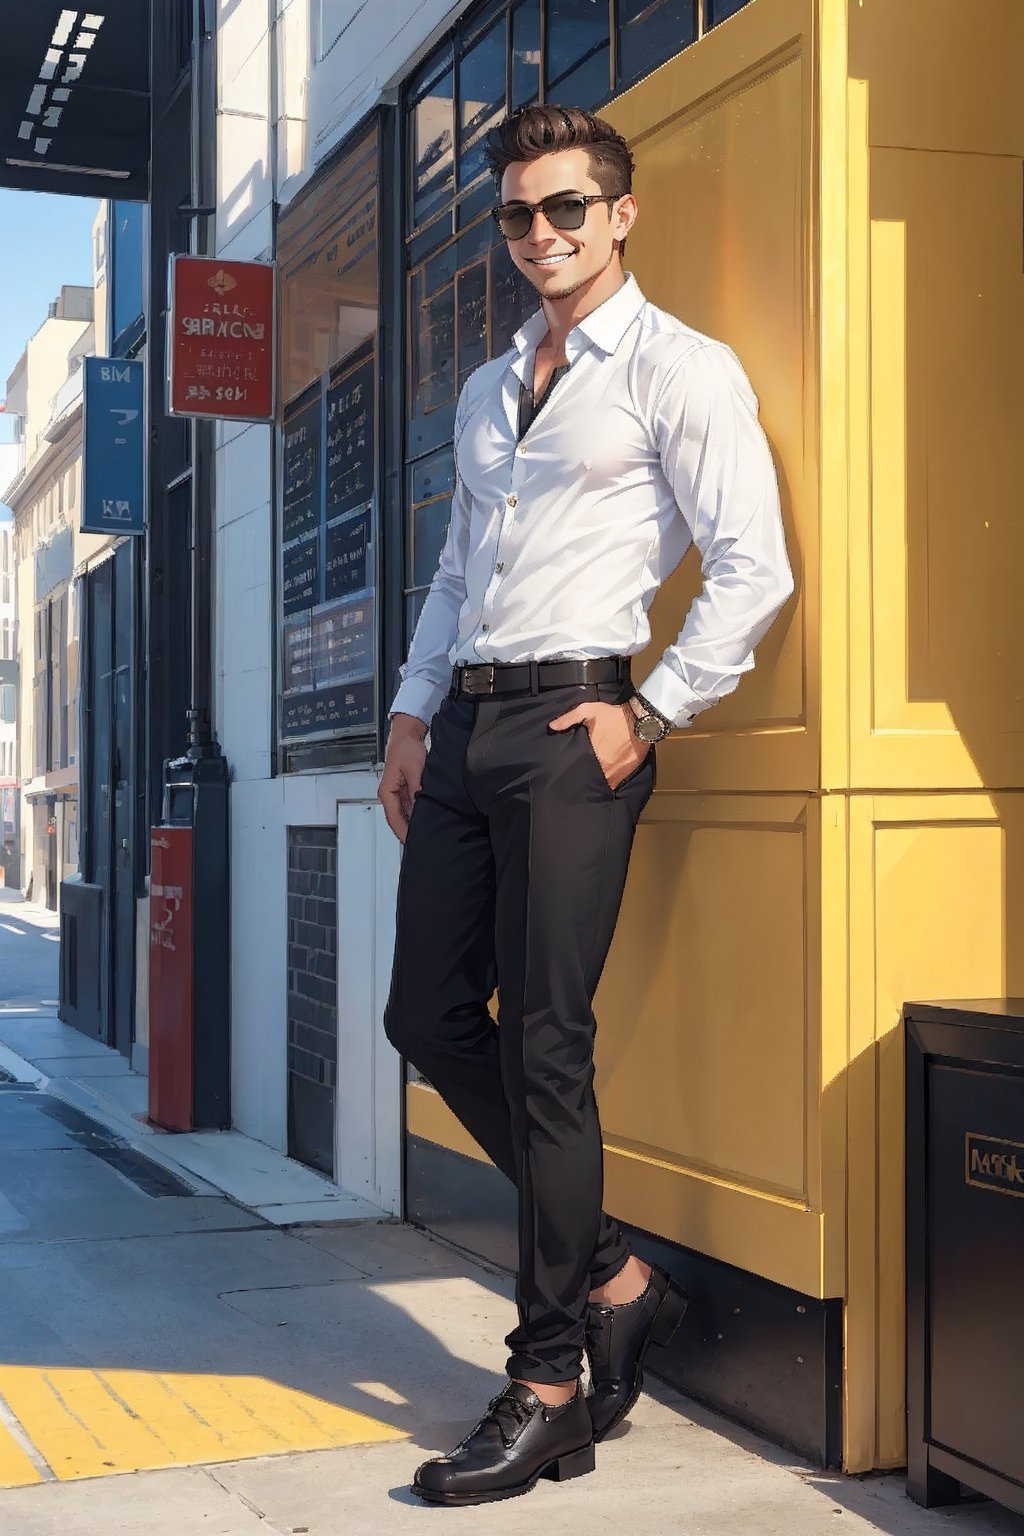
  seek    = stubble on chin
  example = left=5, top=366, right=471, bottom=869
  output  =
left=538, top=272, right=591, bottom=301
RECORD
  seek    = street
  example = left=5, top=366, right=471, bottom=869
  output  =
left=0, top=896, right=1018, bottom=1533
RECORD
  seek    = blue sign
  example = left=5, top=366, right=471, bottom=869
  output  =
left=82, top=357, right=145, bottom=535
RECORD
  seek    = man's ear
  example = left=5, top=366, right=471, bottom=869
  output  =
left=615, top=193, right=639, bottom=243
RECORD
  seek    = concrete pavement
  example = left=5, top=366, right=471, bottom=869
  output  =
left=1, top=894, right=1023, bottom=1533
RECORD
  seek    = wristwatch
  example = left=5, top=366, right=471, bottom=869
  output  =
left=627, top=691, right=673, bottom=743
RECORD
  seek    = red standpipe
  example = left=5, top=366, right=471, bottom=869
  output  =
left=148, top=826, right=195, bottom=1130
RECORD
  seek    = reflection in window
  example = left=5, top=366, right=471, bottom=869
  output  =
left=459, top=18, right=507, bottom=188
left=545, top=0, right=610, bottom=95
left=456, top=259, right=489, bottom=389
left=619, top=0, right=697, bottom=89
left=489, top=241, right=534, bottom=356
left=708, top=0, right=749, bottom=22
left=278, top=131, right=378, bottom=406
left=511, top=0, right=541, bottom=110
left=411, top=268, right=456, bottom=416
left=412, top=495, right=455, bottom=588
left=413, top=56, right=454, bottom=227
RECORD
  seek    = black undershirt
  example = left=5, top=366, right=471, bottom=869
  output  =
left=517, top=361, right=571, bottom=441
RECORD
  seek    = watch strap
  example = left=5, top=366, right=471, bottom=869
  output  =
left=631, top=690, right=673, bottom=731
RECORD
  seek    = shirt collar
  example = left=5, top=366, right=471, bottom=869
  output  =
left=510, top=272, right=647, bottom=371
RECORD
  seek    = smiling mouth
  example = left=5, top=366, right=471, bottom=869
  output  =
left=529, top=253, right=574, bottom=266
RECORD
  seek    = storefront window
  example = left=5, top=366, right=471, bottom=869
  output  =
left=278, top=128, right=380, bottom=769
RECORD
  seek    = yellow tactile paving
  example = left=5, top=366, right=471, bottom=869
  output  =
left=0, top=1420, right=43, bottom=1487
left=0, top=1367, right=405, bottom=1483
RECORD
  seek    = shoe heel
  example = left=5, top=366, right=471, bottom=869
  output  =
left=544, top=1441, right=596, bottom=1481
left=650, top=1280, right=689, bottom=1348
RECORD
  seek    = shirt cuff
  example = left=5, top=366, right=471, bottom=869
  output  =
left=635, top=663, right=707, bottom=730
left=388, top=673, right=448, bottom=728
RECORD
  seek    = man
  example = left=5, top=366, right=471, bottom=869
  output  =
left=380, top=104, right=793, bottom=1506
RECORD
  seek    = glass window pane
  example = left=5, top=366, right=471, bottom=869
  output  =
left=457, top=214, right=495, bottom=267
left=412, top=497, right=453, bottom=588
left=278, top=131, right=379, bottom=405
left=465, top=0, right=507, bottom=43
left=414, top=65, right=454, bottom=227
left=545, top=0, right=610, bottom=93
left=548, top=42, right=610, bottom=106
left=410, top=267, right=456, bottom=416
left=617, top=0, right=695, bottom=89
left=708, top=0, right=749, bottom=22
left=511, top=0, right=541, bottom=110
left=489, top=241, right=535, bottom=356
left=457, top=259, right=489, bottom=389
left=411, top=449, right=456, bottom=508
left=405, top=590, right=429, bottom=652
left=459, top=17, right=506, bottom=188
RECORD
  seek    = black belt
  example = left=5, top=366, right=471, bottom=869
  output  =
left=450, top=657, right=631, bottom=697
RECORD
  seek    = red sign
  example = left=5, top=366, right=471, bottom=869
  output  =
left=168, top=255, right=276, bottom=421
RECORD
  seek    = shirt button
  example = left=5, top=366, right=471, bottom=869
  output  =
left=506, top=493, right=518, bottom=508
left=495, top=561, right=504, bottom=573
left=481, top=622, right=489, bottom=632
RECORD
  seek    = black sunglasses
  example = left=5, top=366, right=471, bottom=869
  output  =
left=490, top=192, right=620, bottom=242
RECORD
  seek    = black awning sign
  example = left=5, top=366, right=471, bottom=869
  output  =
left=0, top=3, right=150, bottom=200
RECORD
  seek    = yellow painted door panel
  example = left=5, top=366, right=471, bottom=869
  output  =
left=606, top=0, right=817, bottom=794
left=850, top=150, right=1024, bottom=790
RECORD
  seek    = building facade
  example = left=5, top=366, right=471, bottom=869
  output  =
left=0, top=503, right=15, bottom=886
left=3, top=283, right=96, bottom=905
left=208, top=0, right=1024, bottom=1476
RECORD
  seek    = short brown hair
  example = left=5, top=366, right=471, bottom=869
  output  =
left=483, top=105, right=634, bottom=198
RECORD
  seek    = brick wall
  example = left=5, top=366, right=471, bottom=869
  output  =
left=286, top=826, right=337, bottom=1175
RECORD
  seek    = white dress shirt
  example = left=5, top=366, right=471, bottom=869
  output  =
left=389, top=274, right=793, bottom=729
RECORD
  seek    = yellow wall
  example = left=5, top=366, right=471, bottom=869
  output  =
left=407, top=0, right=1024, bottom=1473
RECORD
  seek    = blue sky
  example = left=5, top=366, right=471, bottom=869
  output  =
left=0, top=190, right=99, bottom=444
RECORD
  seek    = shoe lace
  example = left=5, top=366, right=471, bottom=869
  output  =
left=485, top=1388, right=535, bottom=1447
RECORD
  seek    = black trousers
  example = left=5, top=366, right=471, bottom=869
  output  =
left=383, top=672, right=657, bottom=1383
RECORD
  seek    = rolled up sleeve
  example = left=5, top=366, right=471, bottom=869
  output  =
left=636, top=343, right=794, bottom=729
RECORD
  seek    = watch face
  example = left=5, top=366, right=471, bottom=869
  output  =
left=636, top=715, right=663, bottom=743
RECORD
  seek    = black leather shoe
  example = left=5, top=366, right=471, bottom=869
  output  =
left=412, top=1380, right=595, bottom=1505
left=585, top=1264, right=689, bottom=1440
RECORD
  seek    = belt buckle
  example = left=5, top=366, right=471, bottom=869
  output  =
left=462, top=664, right=495, bottom=695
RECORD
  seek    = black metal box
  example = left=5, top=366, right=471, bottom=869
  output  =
left=905, top=999, right=1024, bottom=1515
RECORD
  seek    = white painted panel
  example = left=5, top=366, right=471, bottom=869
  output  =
left=230, top=778, right=289, bottom=1148
left=220, top=666, right=272, bottom=779
left=218, top=107, right=273, bottom=247
left=372, top=806, right=403, bottom=1213
left=308, top=0, right=474, bottom=175
left=216, top=428, right=273, bottom=531
left=336, top=799, right=402, bottom=1213
left=219, top=0, right=271, bottom=114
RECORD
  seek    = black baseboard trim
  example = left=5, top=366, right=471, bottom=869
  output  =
left=406, top=1134, right=843, bottom=1469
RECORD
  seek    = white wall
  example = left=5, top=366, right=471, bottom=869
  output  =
left=214, top=0, right=471, bottom=1201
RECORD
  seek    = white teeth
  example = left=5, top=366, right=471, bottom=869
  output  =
left=532, top=253, right=572, bottom=266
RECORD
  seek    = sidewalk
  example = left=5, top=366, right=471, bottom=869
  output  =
left=0, top=891, right=381, bottom=1226
left=1, top=896, right=1023, bottom=1534
left=1, top=1203, right=1023, bottom=1536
